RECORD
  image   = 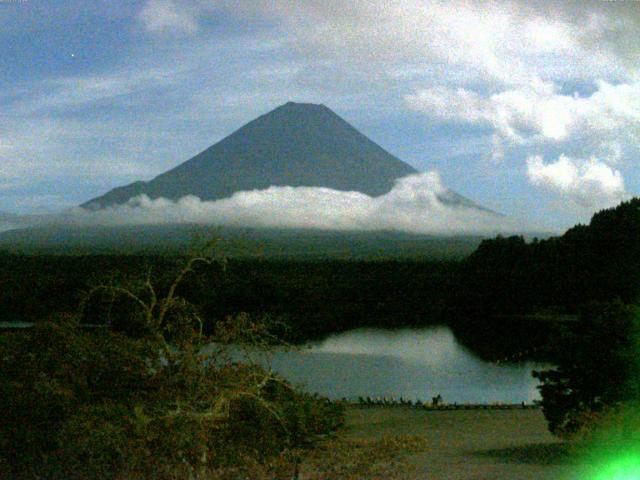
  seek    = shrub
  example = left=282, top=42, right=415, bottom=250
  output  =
left=533, top=300, right=640, bottom=438
left=0, top=246, right=344, bottom=479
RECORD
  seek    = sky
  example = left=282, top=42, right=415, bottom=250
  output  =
left=1, top=0, right=639, bottom=232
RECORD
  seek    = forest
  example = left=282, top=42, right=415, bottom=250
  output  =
left=460, top=198, right=640, bottom=316
left=0, top=255, right=456, bottom=338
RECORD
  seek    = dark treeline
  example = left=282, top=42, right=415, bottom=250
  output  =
left=447, top=198, right=640, bottom=360
left=0, top=253, right=459, bottom=342
left=0, top=254, right=174, bottom=324
left=200, top=259, right=460, bottom=341
left=459, top=198, right=640, bottom=318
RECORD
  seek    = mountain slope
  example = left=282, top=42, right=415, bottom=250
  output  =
left=83, top=102, right=421, bottom=208
left=0, top=223, right=485, bottom=258
left=0, top=211, right=18, bottom=223
left=0, top=211, right=32, bottom=231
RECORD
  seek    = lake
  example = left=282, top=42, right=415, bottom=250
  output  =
left=260, top=326, right=547, bottom=404
left=3, top=321, right=546, bottom=404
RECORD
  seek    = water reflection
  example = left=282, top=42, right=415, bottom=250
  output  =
left=265, top=326, right=546, bottom=404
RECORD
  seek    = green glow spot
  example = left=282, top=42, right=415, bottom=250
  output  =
left=593, top=454, right=640, bottom=480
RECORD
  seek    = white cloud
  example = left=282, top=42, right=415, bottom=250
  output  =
left=141, top=0, right=638, bottom=84
left=45, top=173, right=522, bottom=235
left=10, top=67, right=182, bottom=116
left=138, top=0, right=199, bottom=34
left=406, top=80, right=640, bottom=161
left=526, top=155, right=627, bottom=209
left=0, top=118, right=173, bottom=185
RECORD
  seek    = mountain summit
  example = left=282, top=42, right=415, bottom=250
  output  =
left=83, top=102, right=420, bottom=208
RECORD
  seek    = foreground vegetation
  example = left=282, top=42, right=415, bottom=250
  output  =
left=534, top=301, right=640, bottom=443
left=0, top=249, right=343, bottom=479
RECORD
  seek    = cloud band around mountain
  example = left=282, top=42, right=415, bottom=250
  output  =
left=38, top=172, right=523, bottom=235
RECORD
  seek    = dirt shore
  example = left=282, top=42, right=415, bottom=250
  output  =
left=303, top=406, right=587, bottom=480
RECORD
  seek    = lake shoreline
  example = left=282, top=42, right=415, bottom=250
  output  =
left=346, top=400, right=540, bottom=410
left=270, top=326, right=547, bottom=404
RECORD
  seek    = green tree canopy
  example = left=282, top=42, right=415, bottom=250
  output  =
left=534, top=301, right=640, bottom=437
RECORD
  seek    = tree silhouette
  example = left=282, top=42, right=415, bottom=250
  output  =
left=533, top=301, right=640, bottom=437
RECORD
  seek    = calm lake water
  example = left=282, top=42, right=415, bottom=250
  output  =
left=262, top=326, right=546, bottom=404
